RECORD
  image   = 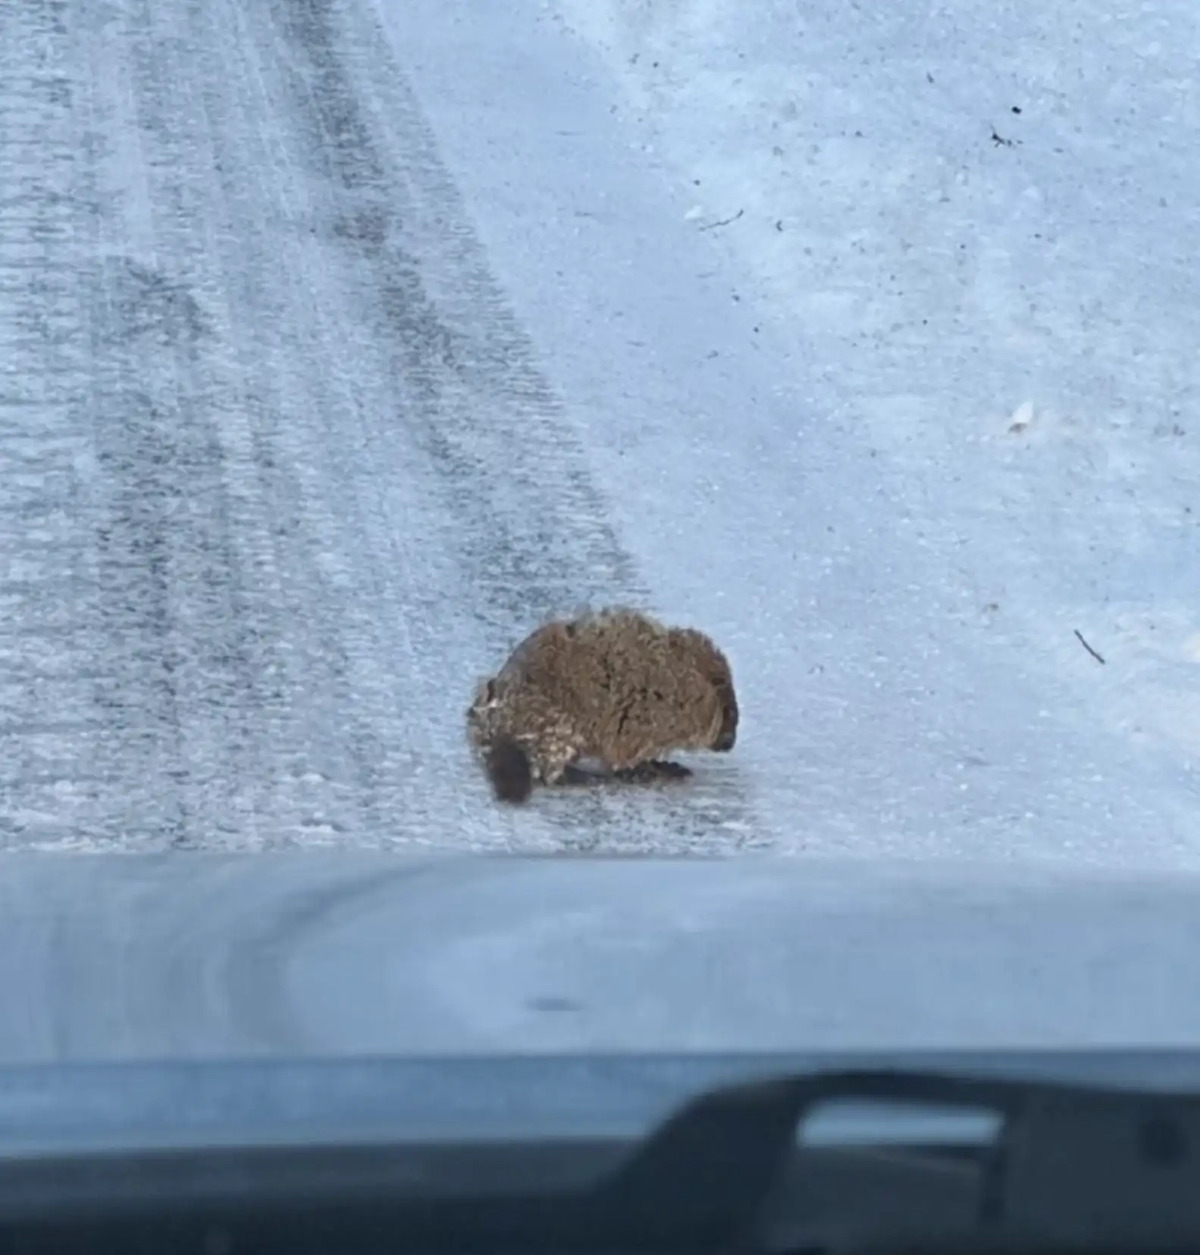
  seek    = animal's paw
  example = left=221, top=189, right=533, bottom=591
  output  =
left=551, top=760, right=693, bottom=790
left=613, top=760, right=693, bottom=784
left=557, top=763, right=605, bottom=787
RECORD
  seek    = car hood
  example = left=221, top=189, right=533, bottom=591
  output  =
left=1, top=851, right=1198, bottom=1063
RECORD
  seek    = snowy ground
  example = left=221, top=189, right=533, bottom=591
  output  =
left=1, top=0, right=1197, bottom=860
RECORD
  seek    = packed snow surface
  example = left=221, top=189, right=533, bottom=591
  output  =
left=1, top=0, right=1197, bottom=860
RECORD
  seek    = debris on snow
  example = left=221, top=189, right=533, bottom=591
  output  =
left=1074, top=629, right=1107, bottom=666
left=1008, top=401, right=1035, bottom=434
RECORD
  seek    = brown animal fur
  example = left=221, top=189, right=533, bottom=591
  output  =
left=467, top=607, right=738, bottom=804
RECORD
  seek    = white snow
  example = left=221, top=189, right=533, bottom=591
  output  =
left=3, top=0, right=1199, bottom=862
left=547, top=0, right=1200, bottom=787
left=383, top=0, right=1200, bottom=864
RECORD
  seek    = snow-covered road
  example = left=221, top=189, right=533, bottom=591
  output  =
left=2, top=0, right=1197, bottom=861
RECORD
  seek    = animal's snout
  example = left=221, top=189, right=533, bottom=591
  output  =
left=712, top=693, right=738, bottom=752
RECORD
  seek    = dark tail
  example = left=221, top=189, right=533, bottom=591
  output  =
left=485, top=736, right=533, bottom=804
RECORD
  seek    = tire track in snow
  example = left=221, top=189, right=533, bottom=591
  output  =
left=0, top=0, right=127, bottom=849
left=217, top=0, right=762, bottom=849
left=0, top=0, right=762, bottom=850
